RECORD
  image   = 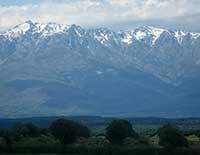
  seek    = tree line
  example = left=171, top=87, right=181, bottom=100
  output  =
left=0, top=118, right=190, bottom=149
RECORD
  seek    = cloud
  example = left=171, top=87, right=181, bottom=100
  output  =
left=0, top=0, right=200, bottom=31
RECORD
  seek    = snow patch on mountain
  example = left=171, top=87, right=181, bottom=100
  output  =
left=2, top=22, right=31, bottom=40
left=2, top=21, right=70, bottom=39
left=33, top=23, right=68, bottom=36
left=92, top=29, right=114, bottom=47
left=1, top=21, right=200, bottom=47
left=175, top=31, right=187, bottom=44
left=34, top=22, right=69, bottom=36
left=121, top=33, right=133, bottom=45
left=191, top=32, right=200, bottom=40
left=133, top=26, right=165, bottom=45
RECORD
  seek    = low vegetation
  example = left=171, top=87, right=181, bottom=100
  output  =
left=0, top=118, right=200, bottom=155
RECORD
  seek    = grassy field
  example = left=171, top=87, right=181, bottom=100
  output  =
left=1, top=154, right=66, bottom=155
left=1, top=150, right=200, bottom=155
left=1, top=154, right=67, bottom=155
left=1, top=145, right=200, bottom=155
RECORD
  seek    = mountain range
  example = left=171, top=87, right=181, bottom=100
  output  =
left=0, top=21, right=200, bottom=118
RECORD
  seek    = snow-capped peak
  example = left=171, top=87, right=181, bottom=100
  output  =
left=34, top=22, right=70, bottom=36
left=1, top=21, right=200, bottom=86
left=190, top=32, right=200, bottom=40
left=121, top=32, right=133, bottom=45
left=133, top=26, right=166, bottom=44
left=1, top=21, right=200, bottom=47
left=2, top=21, right=70, bottom=40
left=174, top=30, right=200, bottom=44
left=174, top=31, right=187, bottom=44
left=2, top=20, right=33, bottom=39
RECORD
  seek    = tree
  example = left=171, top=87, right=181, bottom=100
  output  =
left=106, top=120, right=138, bottom=144
left=158, top=124, right=188, bottom=148
left=49, top=119, right=90, bottom=144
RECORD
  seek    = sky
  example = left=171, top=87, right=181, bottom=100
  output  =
left=0, top=0, right=200, bottom=31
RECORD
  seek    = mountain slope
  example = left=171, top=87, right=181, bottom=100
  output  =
left=0, top=21, right=200, bottom=118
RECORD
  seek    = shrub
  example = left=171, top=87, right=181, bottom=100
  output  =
left=0, top=128, right=16, bottom=144
left=76, top=136, right=110, bottom=146
left=123, top=137, right=150, bottom=146
left=13, top=135, right=60, bottom=148
left=12, top=123, right=40, bottom=138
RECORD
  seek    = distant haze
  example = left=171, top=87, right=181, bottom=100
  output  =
left=0, top=0, right=200, bottom=32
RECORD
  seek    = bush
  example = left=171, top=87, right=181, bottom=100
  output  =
left=12, top=123, right=40, bottom=138
left=0, top=128, right=16, bottom=144
left=50, top=119, right=90, bottom=144
left=13, top=135, right=60, bottom=148
left=123, top=137, right=150, bottom=146
left=158, top=124, right=188, bottom=148
left=39, top=128, right=51, bottom=136
left=76, top=136, right=110, bottom=146
left=106, top=120, right=138, bottom=144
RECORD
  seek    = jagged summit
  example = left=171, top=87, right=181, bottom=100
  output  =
left=1, top=21, right=200, bottom=45
left=1, top=21, right=71, bottom=39
left=0, top=21, right=200, bottom=82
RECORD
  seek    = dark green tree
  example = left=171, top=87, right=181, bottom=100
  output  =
left=49, top=119, right=90, bottom=144
left=106, top=120, right=138, bottom=144
left=158, top=124, right=188, bottom=148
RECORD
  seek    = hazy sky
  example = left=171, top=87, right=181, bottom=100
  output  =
left=0, top=0, right=200, bottom=31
